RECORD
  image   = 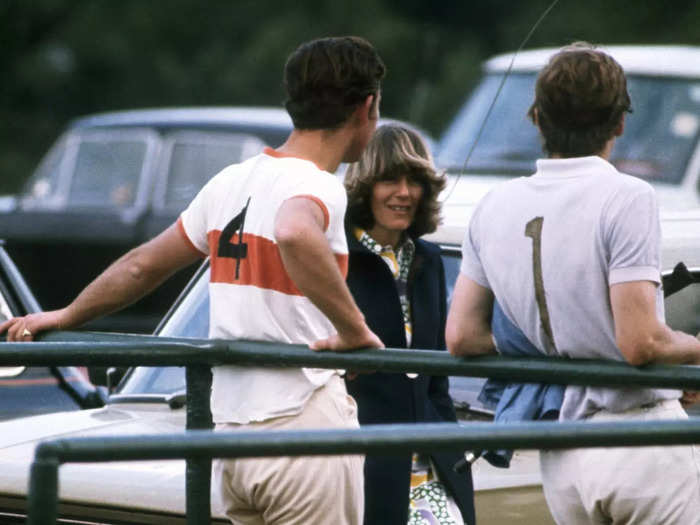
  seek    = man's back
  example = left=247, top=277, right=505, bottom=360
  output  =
left=179, top=149, right=351, bottom=423
left=180, top=150, right=347, bottom=342
left=464, top=155, right=679, bottom=419
left=447, top=41, right=700, bottom=525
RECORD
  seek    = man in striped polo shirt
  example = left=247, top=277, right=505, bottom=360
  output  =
left=3, top=36, right=386, bottom=525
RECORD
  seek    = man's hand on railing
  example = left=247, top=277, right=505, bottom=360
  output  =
left=310, top=327, right=383, bottom=380
left=309, top=325, right=384, bottom=353
left=0, top=310, right=66, bottom=342
left=681, top=390, right=700, bottom=408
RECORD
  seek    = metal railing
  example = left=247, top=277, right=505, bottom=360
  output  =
left=2, top=331, right=700, bottom=524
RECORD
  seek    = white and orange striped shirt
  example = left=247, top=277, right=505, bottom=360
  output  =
left=178, top=148, right=348, bottom=424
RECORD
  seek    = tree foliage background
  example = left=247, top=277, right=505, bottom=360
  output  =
left=2, top=0, right=699, bottom=193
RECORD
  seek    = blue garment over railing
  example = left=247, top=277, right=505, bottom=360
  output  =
left=477, top=301, right=565, bottom=467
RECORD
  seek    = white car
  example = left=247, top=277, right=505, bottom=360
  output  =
left=1, top=215, right=699, bottom=524
left=437, top=45, right=700, bottom=216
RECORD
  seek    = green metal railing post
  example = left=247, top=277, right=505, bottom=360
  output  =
left=27, top=444, right=59, bottom=525
left=185, top=365, right=213, bottom=525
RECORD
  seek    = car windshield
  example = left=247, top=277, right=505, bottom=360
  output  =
left=116, top=265, right=210, bottom=395
left=21, top=128, right=157, bottom=209
left=437, top=72, right=700, bottom=184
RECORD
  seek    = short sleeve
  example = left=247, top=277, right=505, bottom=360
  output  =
left=284, top=174, right=347, bottom=241
left=605, top=186, right=661, bottom=285
left=179, top=175, right=218, bottom=256
left=460, top=204, right=490, bottom=288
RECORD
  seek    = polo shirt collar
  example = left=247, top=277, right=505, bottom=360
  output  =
left=534, top=155, right=618, bottom=179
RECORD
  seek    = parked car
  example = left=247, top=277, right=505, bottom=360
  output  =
left=0, top=107, right=291, bottom=333
left=437, top=45, right=700, bottom=217
left=0, top=108, right=435, bottom=334
left=0, top=241, right=104, bottom=421
left=0, top=194, right=698, bottom=522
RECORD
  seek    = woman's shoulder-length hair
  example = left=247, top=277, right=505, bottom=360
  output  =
left=344, top=123, right=445, bottom=239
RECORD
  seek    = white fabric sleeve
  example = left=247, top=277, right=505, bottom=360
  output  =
left=284, top=175, right=347, bottom=247
left=179, top=175, right=218, bottom=256
left=459, top=204, right=490, bottom=288
left=605, top=186, right=661, bottom=285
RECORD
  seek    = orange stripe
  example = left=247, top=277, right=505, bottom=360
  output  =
left=287, top=194, right=330, bottom=231
left=208, top=230, right=348, bottom=293
left=177, top=217, right=207, bottom=258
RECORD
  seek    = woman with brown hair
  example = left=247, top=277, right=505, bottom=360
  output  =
left=344, top=124, right=475, bottom=524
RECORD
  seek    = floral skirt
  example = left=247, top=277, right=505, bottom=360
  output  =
left=408, top=454, right=464, bottom=525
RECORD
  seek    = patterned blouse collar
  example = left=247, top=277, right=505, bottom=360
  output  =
left=353, top=227, right=415, bottom=279
left=353, top=227, right=415, bottom=349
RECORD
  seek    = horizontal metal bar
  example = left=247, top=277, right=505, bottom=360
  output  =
left=1, top=331, right=700, bottom=389
left=34, top=419, right=700, bottom=464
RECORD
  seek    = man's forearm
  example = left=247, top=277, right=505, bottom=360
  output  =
left=446, top=274, right=497, bottom=356
left=638, top=326, right=700, bottom=366
left=611, top=281, right=700, bottom=366
left=60, top=223, right=200, bottom=329
left=61, top=248, right=173, bottom=328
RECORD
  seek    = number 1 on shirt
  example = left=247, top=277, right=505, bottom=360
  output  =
left=525, top=217, right=556, bottom=349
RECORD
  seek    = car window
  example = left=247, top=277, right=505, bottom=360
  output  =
left=156, top=131, right=267, bottom=213
left=437, top=73, right=700, bottom=185
left=68, top=138, right=147, bottom=208
left=20, top=134, right=68, bottom=209
left=437, top=73, right=539, bottom=175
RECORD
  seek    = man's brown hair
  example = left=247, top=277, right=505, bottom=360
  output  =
left=284, top=36, right=386, bottom=130
left=528, top=42, right=632, bottom=157
left=345, top=124, right=445, bottom=239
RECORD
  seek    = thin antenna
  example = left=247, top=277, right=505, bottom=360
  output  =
left=443, top=0, right=561, bottom=202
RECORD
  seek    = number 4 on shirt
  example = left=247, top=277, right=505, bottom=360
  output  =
left=217, top=197, right=251, bottom=280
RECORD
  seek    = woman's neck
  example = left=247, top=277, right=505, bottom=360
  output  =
left=367, top=225, right=402, bottom=249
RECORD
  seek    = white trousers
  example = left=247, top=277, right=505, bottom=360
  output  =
left=213, top=375, right=364, bottom=525
left=540, top=399, right=700, bottom=525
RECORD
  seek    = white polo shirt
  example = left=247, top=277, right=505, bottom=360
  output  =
left=461, top=155, right=679, bottom=420
left=178, top=148, right=348, bottom=424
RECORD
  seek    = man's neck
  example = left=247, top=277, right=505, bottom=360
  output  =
left=276, top=128, right=349, bottom=173
left=549, top=137, right=616, bottom=161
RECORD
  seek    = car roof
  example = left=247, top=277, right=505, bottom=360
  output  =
left=70, top=106, right=294, bottom=130
left=485, top=45, right=700, bottom=78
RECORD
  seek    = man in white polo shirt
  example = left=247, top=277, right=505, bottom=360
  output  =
left=445, top=42, right=700, bottom=524
left=2, top=36, right=386, bottom=525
